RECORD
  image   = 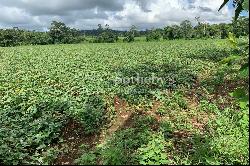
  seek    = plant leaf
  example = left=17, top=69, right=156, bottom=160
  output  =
left=243, top=0, right=249, bottom=11
left=240, top=62, right=249, bottom=71
left=220, top=55, right=240, bottom=65
left=230, top=88, right=249, bottom=102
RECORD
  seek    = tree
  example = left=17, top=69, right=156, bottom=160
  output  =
left=48, top=21, right=82, bottom=44
left=49, top=21, right=70, bottom=44
left=163, top=26, right=175, bottom=40
left=180, top=20, right=193, bottom=39
left=207, top=24, right=221, bottom=38
left=0, top=28, right=21, bottom=47
left=194, top=17, right=210, bottom=38
left=94, top=24, right=118, bottom=43
left=97, top=24, right=103, bottom=34
left=217, top=23, right=232, bottom=39
left=172, top=25, right=182, bottom=39
left=232, top=16, right=249, bottom=37
left=219, top=0, right=249, bottom=20
left=146, top=28, right=162, bottom=41
left=123, top=25, right=138, bottom=42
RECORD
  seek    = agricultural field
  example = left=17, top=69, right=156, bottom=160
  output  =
left=0, top=39, right=249, bottom=165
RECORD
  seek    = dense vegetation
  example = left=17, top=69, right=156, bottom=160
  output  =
left=0, top=16, right=248, bottom=47
left=0, top=0, right=249, bottom=165
left=0, top=39, right=249, bottom=165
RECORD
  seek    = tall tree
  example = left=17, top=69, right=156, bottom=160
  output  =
left=180, top=20, right=193, bottom=39
left=124, top=25, right=138, bottom=42
left=49, top=21, right=70, bottom=44
left=163, top=26, right=175, bottom=40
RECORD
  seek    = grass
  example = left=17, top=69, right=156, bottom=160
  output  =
left=0, top=39, right=249, bottom=165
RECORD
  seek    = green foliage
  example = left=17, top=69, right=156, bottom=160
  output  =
left=49, top=21, right=82, bottom=44
left=221, top=32, right=249, bottom=103
left=146, top=29, right=162, bottom=41
left=180, top=20, right=193, bottom=39
left=0, top=39, right=246, bottom=165
left=75, top=152, right=97, bottom=165
left=0, top=95, right=69, bottom=165
left=0, top=21, right=84, bottom=47
left=230, top=88, right=249, bottom=109
left=0, top=28, right=21, bottom=47
left=192, top=107, right=249, bottom=165
left=137, top=133, right=169, bottom=165
left=163, top=26, right=175, bottom=40
left=94, top=24, right=118, bottom=43
left=76, top=95, right=107, bottom=134
left=0, top=17, right=249, bottom=47
left=219, top=23, right=232, bottom=39
left=98, top=128, right=152, bottom=165
left=123, top=25, right=138, bottom=43
left=74, top=145, right=97, bottom=165
left=232, top=17, right=249, bottom=37
left=97, top=115, right=157, bottom=165
left=243, top=0, right=249, bottom=10
left=162, top=18, right=249, bottom=40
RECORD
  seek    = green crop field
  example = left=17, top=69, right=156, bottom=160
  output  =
left=0, top=39, right=249, bottom=165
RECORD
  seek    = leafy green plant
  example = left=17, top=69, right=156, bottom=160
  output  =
left=94, top=24, right=118, bottom=43
left=77, top=95, right=107, bottom=134
left=97, top=128, right=152, bottom=165
left=123, top=25, right=138, bottom=43
left=230, top=88, right=249, bottom=109
left=137, top=133, right=170, bottom=165
left=74, top=144, right=97, bottom=165
left=0, top=95, right=69, bottom=165
left=192, top=107, right=249, bottom=165
left=156, top=107, right=167, bottom=116
left=0, top=39, right=244, bottom=165
left=220, top=32, right=249, bottom=106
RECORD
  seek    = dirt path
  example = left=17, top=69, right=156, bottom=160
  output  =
left=54, top=119, right=99, bottom=165
left=54, top=96, right=133, bottom=165
left=98, top=96, right=132, bottom=143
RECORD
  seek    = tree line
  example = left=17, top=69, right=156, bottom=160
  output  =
left=0, top=17, right=248, bottom=47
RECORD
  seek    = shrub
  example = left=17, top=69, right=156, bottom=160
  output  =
left=137, top=133, right=170, bottom=165
left=77, top=95, right=107, bottom=134
left=0, top=96, right=69, bottom=165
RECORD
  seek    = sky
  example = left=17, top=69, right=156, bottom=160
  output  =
left=0, top=0, right=243, bottom=31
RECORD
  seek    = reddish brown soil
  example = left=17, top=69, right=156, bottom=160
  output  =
left=54, top=77, right=248, bottom=165
left=54, top=119, right=99, bottom=165
left=138, top=100, right=162, bottom=123
left=213, top=79, right=249, bottom=97
left=54, top=96, right=135, bottom=165
left=99, top=96, right=133, bottom=142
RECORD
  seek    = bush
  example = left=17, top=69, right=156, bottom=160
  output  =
left=94, top=31, right=118, bottom=43
left=0, top=29, right=21, bottom=47
left=192, top=106, right=249, bottom=165
left=74, top=145, right=97, bottom=166
left=0, top=95, right=69, bottom=165
left=137, top=133, right=170, bottom=165
left=77, top=95, right=107, bottom=134
left=146, top=29, right=161, bottom=41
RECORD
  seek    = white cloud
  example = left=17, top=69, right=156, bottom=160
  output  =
left=106, top=0, right=233, bottom=30
left=0, top=0, right=234, bottom=30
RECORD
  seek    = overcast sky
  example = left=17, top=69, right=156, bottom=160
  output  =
left=0, top=0, right=238, bottom=31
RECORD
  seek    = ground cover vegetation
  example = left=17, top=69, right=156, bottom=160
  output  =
left=0, top=38, right=248, bottom=164
left=0, top=0, right=249, bottom=165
